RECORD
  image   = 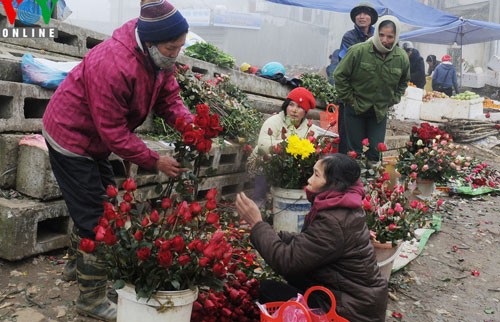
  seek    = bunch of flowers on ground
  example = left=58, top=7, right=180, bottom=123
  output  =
left=258, top=123, right=338, bottom=189
left=363, top=172, right=437, bottom=246
left=396, top=123, right=459, bottom=184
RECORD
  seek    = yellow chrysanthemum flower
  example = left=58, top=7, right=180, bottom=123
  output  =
left=286, top=135, right=315, bottom=160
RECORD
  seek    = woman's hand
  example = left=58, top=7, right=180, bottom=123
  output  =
left=155, top=156, right=188, bottom=177
left=235, top=192, right=263, bottom=227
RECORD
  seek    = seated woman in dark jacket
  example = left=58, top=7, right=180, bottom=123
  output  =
left=235, top=153, right=387, bottom=322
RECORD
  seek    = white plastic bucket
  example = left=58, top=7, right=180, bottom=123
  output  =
left=372, top=242, right=403, bottom=281
left=271, top=187, right=311, bottom=233
left=116, top=285, right=198, bottom=322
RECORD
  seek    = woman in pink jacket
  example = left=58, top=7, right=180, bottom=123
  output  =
left=42, top=1, right=193, bottom=320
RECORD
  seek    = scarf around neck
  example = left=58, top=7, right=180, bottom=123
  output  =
left=302, top=180, right=365, bottom=229
left=371, top=15, right=401, bottom=54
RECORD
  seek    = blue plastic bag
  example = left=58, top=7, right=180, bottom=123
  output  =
left=21, top=53, right=79, bottom=89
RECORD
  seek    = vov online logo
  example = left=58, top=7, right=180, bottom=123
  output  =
left=1, top=0, right=59, bottom=38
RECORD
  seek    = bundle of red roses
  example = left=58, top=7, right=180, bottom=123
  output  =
left=79, top=105, right=261, bottom=303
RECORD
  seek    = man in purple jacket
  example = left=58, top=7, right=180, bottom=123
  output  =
left=42, top=1, right=192, bottom=320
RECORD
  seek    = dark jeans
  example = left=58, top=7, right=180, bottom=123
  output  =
left=337, top=103, right=348, bottom=154
left=47, top=143, right=115, bottom=239
left=344, top=106, right=387, bottom=161
left=436, top=87, right=453, bottom=97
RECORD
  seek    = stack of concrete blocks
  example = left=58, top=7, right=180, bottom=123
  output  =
left=391, top=87, right=423, bottom=121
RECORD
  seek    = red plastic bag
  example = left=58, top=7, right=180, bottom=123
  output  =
left=319, top=104, right=339, bottom=133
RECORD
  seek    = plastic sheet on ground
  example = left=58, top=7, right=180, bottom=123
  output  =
left=454, top=186, right=500, bottom=196
left=392, top=215, right=442, bottom=273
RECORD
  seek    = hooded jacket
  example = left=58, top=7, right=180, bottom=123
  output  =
left=250, top=181, right=388, bottom=322
left=432, top=62, right=459, bottom=94
left=408, top=48, right=426, bottom=89
left=334, top=15, right=410, bottom=123
left=42, top=19, right=192, bottom=170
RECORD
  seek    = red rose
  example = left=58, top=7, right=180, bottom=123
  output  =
left=267, top=128, right=273, bottom=136
left=388, top=223, right=397, bottom=231
left=141, top=217, right=150, bottom=227
left=106, top=185, right=118, bottom=198
left=161, top=198, right=172, bottom=209
left=119, top=201, right=131, bottom=214
left=195, top=114, right=210, bottom=128
left=79, top=238, right=95, bottom=253
left=198, top=257, right=210, bottom=267
left=377, top=142, right=388, bottom=152
left=347, top=151, right=358, bottom=159
left=205, top=199, right=217, bottom=211
left=122, top=178, right=137, bottom=192
left=196, top=139, right=212, bottom=153
left=136, top=247, right=151, bottom=261
left=212, top=262, right=226, bottom=278
left=189, top=202, right=202, bottom=215
left=94, top=225, right=106, bottom=241
left=362, top=138, right=369, bottom=146
left=174, top=117, right=188, bottom=132
left=206, top=188, right=217, bottom=200
left=170, top=235, right=185, bottom=253
left=182, top=131, right=198, bottom=145
left=209, top=114, right=221, bottom=129
left=123, top=192, right=133, bottom=202
left=134, top=230, right=143, bottom=241
left=103, top=229, right=117, bottom=246
left=157, top=249, right=173, bottom=268
left=206, top=212, right=220, bottom=225
left=196, top=104, right=210, bottom=116
left=150, top=209, right=160, bottom=223
left=178, top=254, right=191, bottom=266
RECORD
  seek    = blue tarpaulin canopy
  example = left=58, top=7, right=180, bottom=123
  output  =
left=400, top=18, right=500, bottom=46
left=266, top=0, right=458, bottom=27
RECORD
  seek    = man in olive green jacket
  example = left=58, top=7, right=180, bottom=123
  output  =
left=334, top=15, right=409, bottom=162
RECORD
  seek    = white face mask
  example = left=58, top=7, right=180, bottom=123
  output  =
left=148, top=45, right=177, bottom=70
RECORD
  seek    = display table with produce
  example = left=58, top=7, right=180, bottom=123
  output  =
left=419, top=91, right=484, bottom=122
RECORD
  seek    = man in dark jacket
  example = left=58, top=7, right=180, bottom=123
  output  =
left=402, top=41, right=426, bottom=89
left=337, top=2, right=379, bottom=154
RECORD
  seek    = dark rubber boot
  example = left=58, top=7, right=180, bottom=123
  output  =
left=62, top=227, right=78, bottom=282
left=76, top=249, right=116, bottom=321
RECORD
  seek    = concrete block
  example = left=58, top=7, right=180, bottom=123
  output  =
left=420, top=97, right=484, bottom=122
left=385, top=135, right=409, bottom=157
left=16, top=144, right=60, bottom=200
left=485, top=70, right=500, bottom=87
left=0, top=80, right=53, bottom=133
left=487, top=55, right=500, bottom=72
left=405, top=98, right=422, bottom=120
left=177, top=55, right=290, bottom=100
left=0, top=134, right=24, bottom=188
left=200, top=140, right=244, bottom=176
left=198, top=172, right=253, bottom=200
left=462, top=72, right=487, bottom=88
left=0, top=197, right=71, bottom=260
left=405, top=87, right=423, bottom=100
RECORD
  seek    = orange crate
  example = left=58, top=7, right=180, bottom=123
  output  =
left=260, top=286, right=349, bottom=322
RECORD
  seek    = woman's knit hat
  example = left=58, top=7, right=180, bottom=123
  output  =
left=137, top=0, right=189, bottom=43
left=286, top=87, right=316, bottom=112
left=442, top=54, right=452, bottom=62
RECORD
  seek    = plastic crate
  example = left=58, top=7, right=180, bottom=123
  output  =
left=260, top=286, right=349, bottom=322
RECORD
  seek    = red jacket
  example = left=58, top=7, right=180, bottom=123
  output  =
left=43, top=19, right=192, bottom=170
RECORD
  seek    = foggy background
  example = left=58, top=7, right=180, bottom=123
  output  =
left=62, top=0, right=500, bottom=75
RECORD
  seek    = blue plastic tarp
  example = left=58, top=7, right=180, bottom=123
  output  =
left=266, top=0, right=458, bottom=27
left=400, top=18, right=500, bottom=45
